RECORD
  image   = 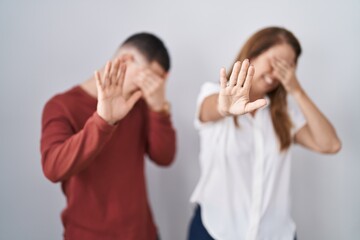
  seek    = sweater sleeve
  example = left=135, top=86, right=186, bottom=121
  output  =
left=40, top=99, right=117, bottom=183
left=146, top=110, right=177, bottom=166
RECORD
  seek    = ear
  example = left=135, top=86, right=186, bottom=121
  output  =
left=163, top=72, right=170, bottom=80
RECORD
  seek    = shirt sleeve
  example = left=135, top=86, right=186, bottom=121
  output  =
left=194, top=82, right=221, bottom=129
left=288, top=96, right=307, bottom=137
left=40, top=99, right=117, bottom=183
left=146, top=110, right=177, bottom=166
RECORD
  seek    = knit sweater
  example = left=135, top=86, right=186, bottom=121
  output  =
left=40, top=86, right=176, bottom=240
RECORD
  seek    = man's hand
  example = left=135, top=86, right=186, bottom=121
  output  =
left=134, top=68, right=167, bottom=112
left=95, top=59, right=142, bottom=125
left=218, top=59, right=267, bottom=116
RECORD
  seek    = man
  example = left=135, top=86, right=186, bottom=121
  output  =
left=40, top=33, right=176, bottom=240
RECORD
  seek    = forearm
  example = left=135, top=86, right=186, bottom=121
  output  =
left=147, top=111, right=176, bottom=166
left=41, top=112, right=116, bottom=182
left=292, top=87, right=341, bottom=151
left=199, top=94, right=225, bottom=123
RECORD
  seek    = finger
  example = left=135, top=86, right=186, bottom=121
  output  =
left=94, top=71, right=103, bottom=91
left=126, top=91, right=142, bottom=109
left=278, top=59, right=296, bottom=75
left=219, top=67, right=227, bottom=89
left=272, top=60, right=287, bottom=77
left=143, top=69, right=162, bottom=86
left=135, top=76, right=151, bottom=98
left=237, top=59, right=250, bottom=87
left=276, top=57, right=291, bottom=67
left=243, top=65, right=255, bottom=90
left=114, top=59, right=123, bottom=85
left=274, top=58, right=289, bottom=72
left=270, top=58, right=278, bottom=70
left=141, top=78, right=154, bottom=94
left=274, top=66, right=285, bottom=77
left=148, top=78, right=163, bottom=94
left=116, top=63, right=127, bottom=93
left=145, top=73, right=161, bottom=86
left=103, top=61, right=112, bottom=88
left=133, top=72, right=146, bottom=89
left=147, top=69, right=164, bottom=83
left=110, top=59, right=120, bottom=86
left=229, top=61, right=241, bottom=87
left=273, top=69, right=283, bottom=81
left=244, top=98, right=267, bottom=113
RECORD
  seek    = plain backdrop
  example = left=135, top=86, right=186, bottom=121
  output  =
left=0, top=0, right=359, bottom=239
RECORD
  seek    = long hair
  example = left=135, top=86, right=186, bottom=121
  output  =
left=229, top=27, right=302, bottom=151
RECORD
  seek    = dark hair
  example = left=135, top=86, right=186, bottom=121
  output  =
left=121, top=32, right=171, bottom=72
left=230, top=27, right=302, bottom=151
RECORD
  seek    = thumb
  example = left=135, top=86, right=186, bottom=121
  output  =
left=95, top=71, right=102, bottom=89
left=126, top=91, right=142, bottom=109
left=94, top=71, right=103, bottom=98
left=244, top=99, right=267, bottom=113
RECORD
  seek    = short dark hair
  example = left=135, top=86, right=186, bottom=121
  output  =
left=121, top=32, right=171, bottom=72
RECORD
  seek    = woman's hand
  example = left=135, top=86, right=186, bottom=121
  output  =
left=95, top=59, right=142, bottom=125
left=218, top=59, right=267, bottom=116
left=271, top=58, right=341, bottom=153
left=271, top=57, right=302, bottom=95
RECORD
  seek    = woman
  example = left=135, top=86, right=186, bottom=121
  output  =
left=188, top=27, right=341, bottom=240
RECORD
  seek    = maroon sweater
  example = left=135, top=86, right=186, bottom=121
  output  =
left=40, top=86, right=176, bottom=240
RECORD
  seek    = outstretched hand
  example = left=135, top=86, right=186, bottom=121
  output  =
left=95, top=59, right=142, bottom=125
left=218, top=59, right=267, bottom=116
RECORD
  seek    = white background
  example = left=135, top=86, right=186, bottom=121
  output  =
left=0, top=0, right=359, bottom=239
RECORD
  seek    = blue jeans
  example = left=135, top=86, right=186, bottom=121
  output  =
left=188, top=205, right=214, bottom=240
left=188, top=205, right=297, bottom=240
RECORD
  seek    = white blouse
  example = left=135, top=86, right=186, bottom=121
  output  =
left=190, top=82, right=306, bottom=240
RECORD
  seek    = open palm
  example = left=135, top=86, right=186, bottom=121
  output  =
left=218, top=60, right=267, bottom=116
left=95, top=59, right=142, bottom=125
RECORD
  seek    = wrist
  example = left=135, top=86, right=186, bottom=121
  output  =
left=291, top=86, right=305, bottom=99
left=102, top=116, right=117, bottom=126
left=96, top=111, right=117, bottom=125
left=150, top=101, right=171, bottom=115
left=98, top=115, right=117, bottom=125
left=217, top=106, right=230, bottom=117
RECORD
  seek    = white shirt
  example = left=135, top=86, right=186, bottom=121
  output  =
left=190, top=82, right=306, bottom=240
